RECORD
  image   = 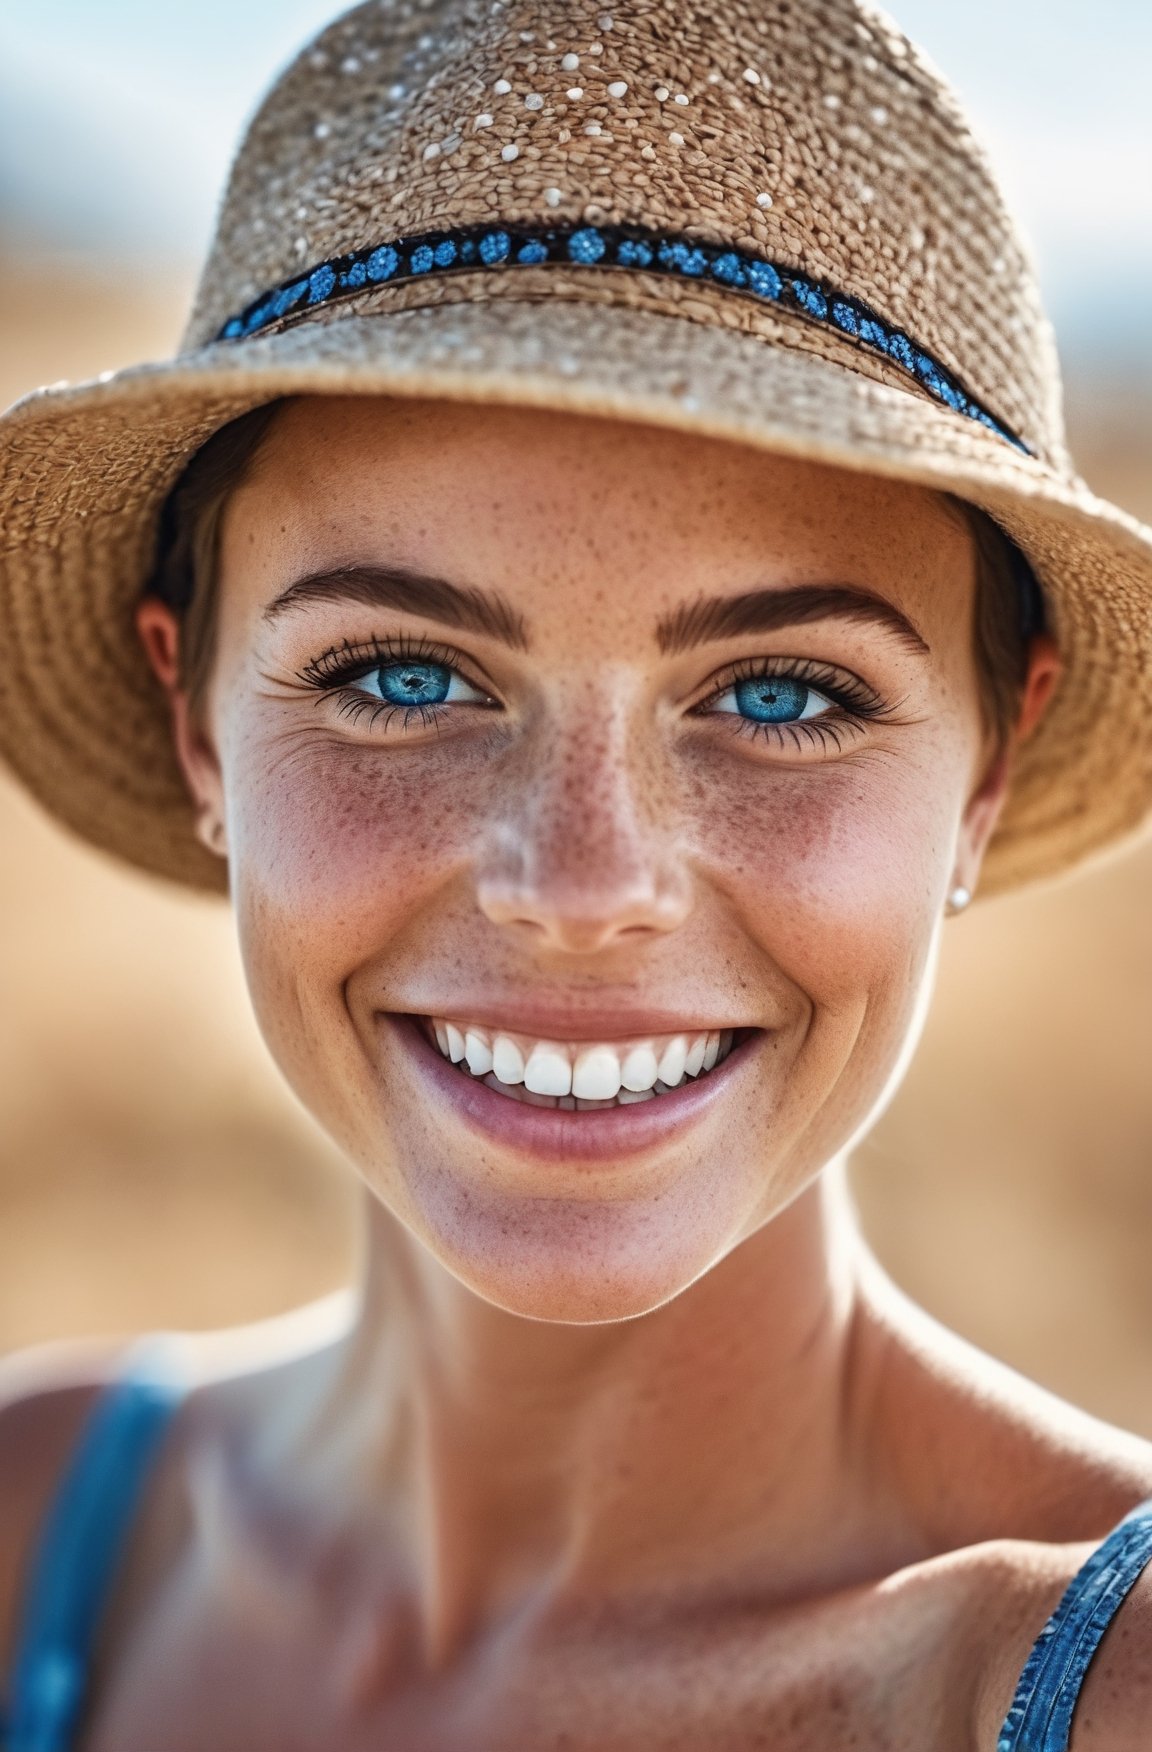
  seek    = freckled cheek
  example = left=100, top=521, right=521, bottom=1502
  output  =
left=222, top=728, right=496, bottom=971
left=684, top=754, right=961, bottom=1000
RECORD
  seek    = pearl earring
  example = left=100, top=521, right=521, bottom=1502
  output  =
left=946, top=884, right=972, bottom=915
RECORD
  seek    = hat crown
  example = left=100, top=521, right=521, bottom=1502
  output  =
left=189, top=0, right=1065, bottom=467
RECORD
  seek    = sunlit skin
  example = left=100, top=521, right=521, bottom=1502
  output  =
left=10, top=396, right=1152, bottom=1751
left=146, top=397, right=1046, bottom=1328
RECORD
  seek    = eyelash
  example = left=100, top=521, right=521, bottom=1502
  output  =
left=298, top=640, right=892, bottom=751
left=298, top=635, right=492, bottom=732
left=694, top=657, right=892, bottom=753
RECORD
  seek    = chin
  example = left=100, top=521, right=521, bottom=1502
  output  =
left=388, top=1161, right=741, bottom=1324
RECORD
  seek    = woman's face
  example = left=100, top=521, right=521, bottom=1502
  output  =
left=152, top=396, right=1015, bottom=1322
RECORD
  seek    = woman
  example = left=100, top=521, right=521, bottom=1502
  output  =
left=1, top=0, right=1151, bottom=1746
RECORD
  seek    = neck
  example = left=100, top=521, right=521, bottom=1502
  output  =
left=301, top=1166, right=882, bottom=1660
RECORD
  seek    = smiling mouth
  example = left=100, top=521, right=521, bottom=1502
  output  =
left=423, top=1019, right=742, bottom=1110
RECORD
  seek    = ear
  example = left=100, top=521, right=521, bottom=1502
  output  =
left=1014, top=631, right=1062, bottom=746
left=953, top=632, right=1063, bottom=896
left=136, top=598, right=228, bottom=860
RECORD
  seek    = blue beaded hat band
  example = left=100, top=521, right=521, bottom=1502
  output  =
left=218, top=220, right=1028, bottom=455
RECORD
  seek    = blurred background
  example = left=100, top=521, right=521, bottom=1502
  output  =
left=2, top=2, right=1151, bottom=1429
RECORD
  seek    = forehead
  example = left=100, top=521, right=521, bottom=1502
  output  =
left=228, top=394, right=973, bottom=616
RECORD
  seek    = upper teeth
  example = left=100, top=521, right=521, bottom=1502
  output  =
left=430, top=1020, right=733, bottom=1100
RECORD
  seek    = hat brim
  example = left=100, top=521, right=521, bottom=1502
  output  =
left=3, top=296, right=1151, bottom=897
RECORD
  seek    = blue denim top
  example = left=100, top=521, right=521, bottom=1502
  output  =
left=2, top=1346, right=1150, bottom=1751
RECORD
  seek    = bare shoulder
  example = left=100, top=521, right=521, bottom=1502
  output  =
left=0, top=1337, right=129, bottom=1678
left=858, top=1264, right=1152, bottom=1749
left=960, top=1535, right=1152, bottom=1752
left=0, top=1294, right=353, bottom=1681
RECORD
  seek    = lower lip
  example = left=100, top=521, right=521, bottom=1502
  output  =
left=383, top=1016, right=759, bottom=1165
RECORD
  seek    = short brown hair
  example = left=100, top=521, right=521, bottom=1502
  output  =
left=148, top=399, right=1046, bottom=744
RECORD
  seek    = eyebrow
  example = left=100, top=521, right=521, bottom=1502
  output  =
left=264, top=566, right=928, bottom=662
left=263, top=564, right=529, bottom=650
left=656, top=585, right=930, bottom=657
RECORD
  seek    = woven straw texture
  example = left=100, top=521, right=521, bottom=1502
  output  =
left=1, top=0, right=1151, bottom=896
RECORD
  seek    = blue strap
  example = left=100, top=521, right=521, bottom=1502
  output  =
left=998, top=1496, right=1152, bottom=1751
left=1, top=1336, right=190, bottom=1752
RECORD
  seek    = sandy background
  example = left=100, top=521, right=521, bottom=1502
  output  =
left=2, top=258, right=1151, bottom=1435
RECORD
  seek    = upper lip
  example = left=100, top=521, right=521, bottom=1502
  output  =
left=387, top=1003, right=757, bottom=1041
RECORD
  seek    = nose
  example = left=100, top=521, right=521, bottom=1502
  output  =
left=475, top=722, right=693, bottom=954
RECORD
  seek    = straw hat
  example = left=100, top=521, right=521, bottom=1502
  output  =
left=2, top=0, right=1150, bottom=898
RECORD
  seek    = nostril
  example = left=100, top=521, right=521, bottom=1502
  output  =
left=499, top=911, right=670, bottom=955
left=476, top=873, right=693, bottom=951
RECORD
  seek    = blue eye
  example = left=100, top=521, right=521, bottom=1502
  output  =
left=712, top=673, right=832, bottom=724
left=357, top=660, right=485, bottom=709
